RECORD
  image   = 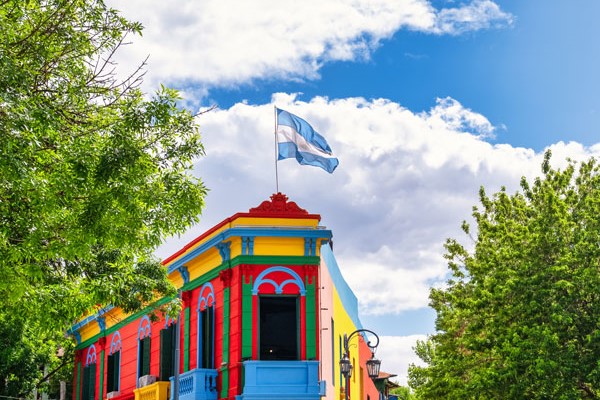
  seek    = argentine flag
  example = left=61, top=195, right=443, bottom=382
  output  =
left=276, top=108, right=339, bottom=173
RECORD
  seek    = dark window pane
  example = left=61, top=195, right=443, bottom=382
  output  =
left=259, top=296, right=298, bottom=360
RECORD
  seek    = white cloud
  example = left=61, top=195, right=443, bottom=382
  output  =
left=378, top=335, right=427, bottom=386
left=154, top=94, right=600, bottom=380
left=432, top=0, right=514, bottom=35
left=159, top=94, right=600, bottom=317
left=107, top=0, right=513, bottom=89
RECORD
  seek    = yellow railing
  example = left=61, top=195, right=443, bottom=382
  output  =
left=133, top=381, right=170, bottom=400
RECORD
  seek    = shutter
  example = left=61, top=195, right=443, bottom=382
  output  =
left=113, top=351, right=120, bottom=391
left=82, top=366, right=90, bottom=400
left=88, top=363, right=96, bottom=400
left=199, top=310, right=205, bottom=369
left=106, top=354, right=114, bottom=393
left=208, top=307, right=214, bottom=368
left=159, top=327, right=173, bottom=381
left=141, top=336, right=151, bottom=376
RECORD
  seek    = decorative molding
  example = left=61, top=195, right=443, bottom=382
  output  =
left=85, top=344, right=97, bottom=366
left=216, top=241, right=231, bottom=262
left=252, top=266, right=306, bottom=296
left=249, top=192, right=309, bottom=215
left=97, top=316, right=106, bottom=332
left=241, top=236, right=255, bottom=255
left=72, top=331, right=82, bottom=345
left=198, top=282, right=216, bottom=311
left=97, top=336, right=106, bottom=350
left=177, top=265, right=190, bottom=284
left=138, top=315, right=152, bottom=339
left=182, top=291, right=192, bottom=308
left=109, top=331, right=122, bottom=355
left=219, top=268, right=233, bottom=286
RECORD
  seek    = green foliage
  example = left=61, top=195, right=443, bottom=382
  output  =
left=409, top=151, right=600, bottom=399
left=0, top=0, right=206, bottom=395
left=390, top=384, right=416, bottom=399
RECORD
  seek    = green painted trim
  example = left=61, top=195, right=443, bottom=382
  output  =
left=76, top=255, right=319, bottom=350
left=305, top=281, right=317, bottom=359
left=241, top=277, right=253, bottom=359
left=76, top=296, right=173, bottom=350
left=99, top=350, right=105, bottom=399
left=220, top=368, right=229, bottom=399
left=222, top=287, right=230, bottom=364
left=184, top=307, right=190, bottom=372
left=75, top=361, right=81, bottom=400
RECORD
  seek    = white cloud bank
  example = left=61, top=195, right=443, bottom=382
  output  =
left=160, top=93, right=600, bottom=316
left=153, top=94, right=600, bottom=383
left=108, top=0, right=513, bottom=88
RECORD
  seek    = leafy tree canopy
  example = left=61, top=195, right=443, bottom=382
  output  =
left=409, top=151, right=600, bottom=399
left=0, top=0, right=206, bottom=395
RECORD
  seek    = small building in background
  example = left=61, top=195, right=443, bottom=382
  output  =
left=70, top=194, right=385, bottom=400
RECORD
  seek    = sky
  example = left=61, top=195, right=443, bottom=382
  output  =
left=108, top=0, right=600, bottom=385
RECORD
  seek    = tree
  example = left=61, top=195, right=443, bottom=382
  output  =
left=0, top=0, right=206, bottom=395
left=409, top=152, right=600, bottom=399
left=390, top=384, right=416, bottom=400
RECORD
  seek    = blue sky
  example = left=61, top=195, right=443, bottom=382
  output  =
left=110, top=0, right=600, bottom=384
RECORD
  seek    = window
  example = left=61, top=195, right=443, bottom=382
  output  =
left=197, top=282, right=215, bottom=369
left=259, top=296, right=298, bottom=360
left=107, top=331, right=121, bottom=393
left=106, top=351, right=120, bottom=393
left=138, top=315, right=152, bottom=382
left=82, top=345, right=97, bottom=400
left=139, top=336, right=151, bottom=378
left=199, top=306, right=214, bottom=369
left=82, top=363, right=96, bottom=400
left=159, top=322, right=177, bottom=381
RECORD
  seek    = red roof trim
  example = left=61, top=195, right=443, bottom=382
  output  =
left=162, top=193, right=320, bottom=266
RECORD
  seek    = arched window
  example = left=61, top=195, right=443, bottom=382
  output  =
left=253, top=267, right=306, bottom=360
left=197, top=282, right=215, bottom=369
left=159, top=315, right=177, bottom=381
left=82, top=345, right=97, bottom=400
left=137, top=316, right=152, bottom=384
left=107, top=331, right=122, bottom=393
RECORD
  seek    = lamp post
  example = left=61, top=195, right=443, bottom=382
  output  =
left=339, top=329, right=381, bottom=400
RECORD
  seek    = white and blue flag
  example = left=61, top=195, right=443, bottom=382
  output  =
left=276, top=107, right=339, bottom=173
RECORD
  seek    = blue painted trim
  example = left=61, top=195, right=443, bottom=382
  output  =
left=177, top=265, right=190, bottom=284
left=242, top=237, right=256, bottom=256
left=216, top=241, right=231, bottom=262
left=248, top=237, right=254, bottom=255
left=85, top=344, right=97, bottom=366
left=304, top=238, right=317, bottom=256
left=321, top=244, right=363, bottom=330
left=138, top=315, right=151, bottom=339
left=167, top=227, right=332, bottom=274
left=73, top=331, right=81, bottom=345
left=252, top=266, right=306, bottom=296
left=109, top=331, right=122, bottom=355
left=68, top=305, right=114, bottom=335
left=197, top=282, right=215, bottom=311
left=165, top=315, right=177, bottom=328
left=97, top=316, right=106, bottom=331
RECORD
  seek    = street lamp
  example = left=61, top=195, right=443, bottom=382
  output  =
left=339, top=329, right=381, bottom=400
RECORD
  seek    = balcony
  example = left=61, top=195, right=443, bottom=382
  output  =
left=133, top=381, right=170, bottom=400
left=169, top=368, right=218, bottom=400
left=238, top=360, right=322, bottom=400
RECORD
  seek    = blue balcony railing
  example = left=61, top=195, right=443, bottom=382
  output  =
left=238, top=360, right=322, bottom=400
left=169, top=368, right=218, bottom=400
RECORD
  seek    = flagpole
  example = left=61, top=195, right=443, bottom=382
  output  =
left=274, top=105, right=279, bottom=193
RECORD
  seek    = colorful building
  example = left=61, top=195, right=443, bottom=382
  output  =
left=70, top=193, right=383, bottom=400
